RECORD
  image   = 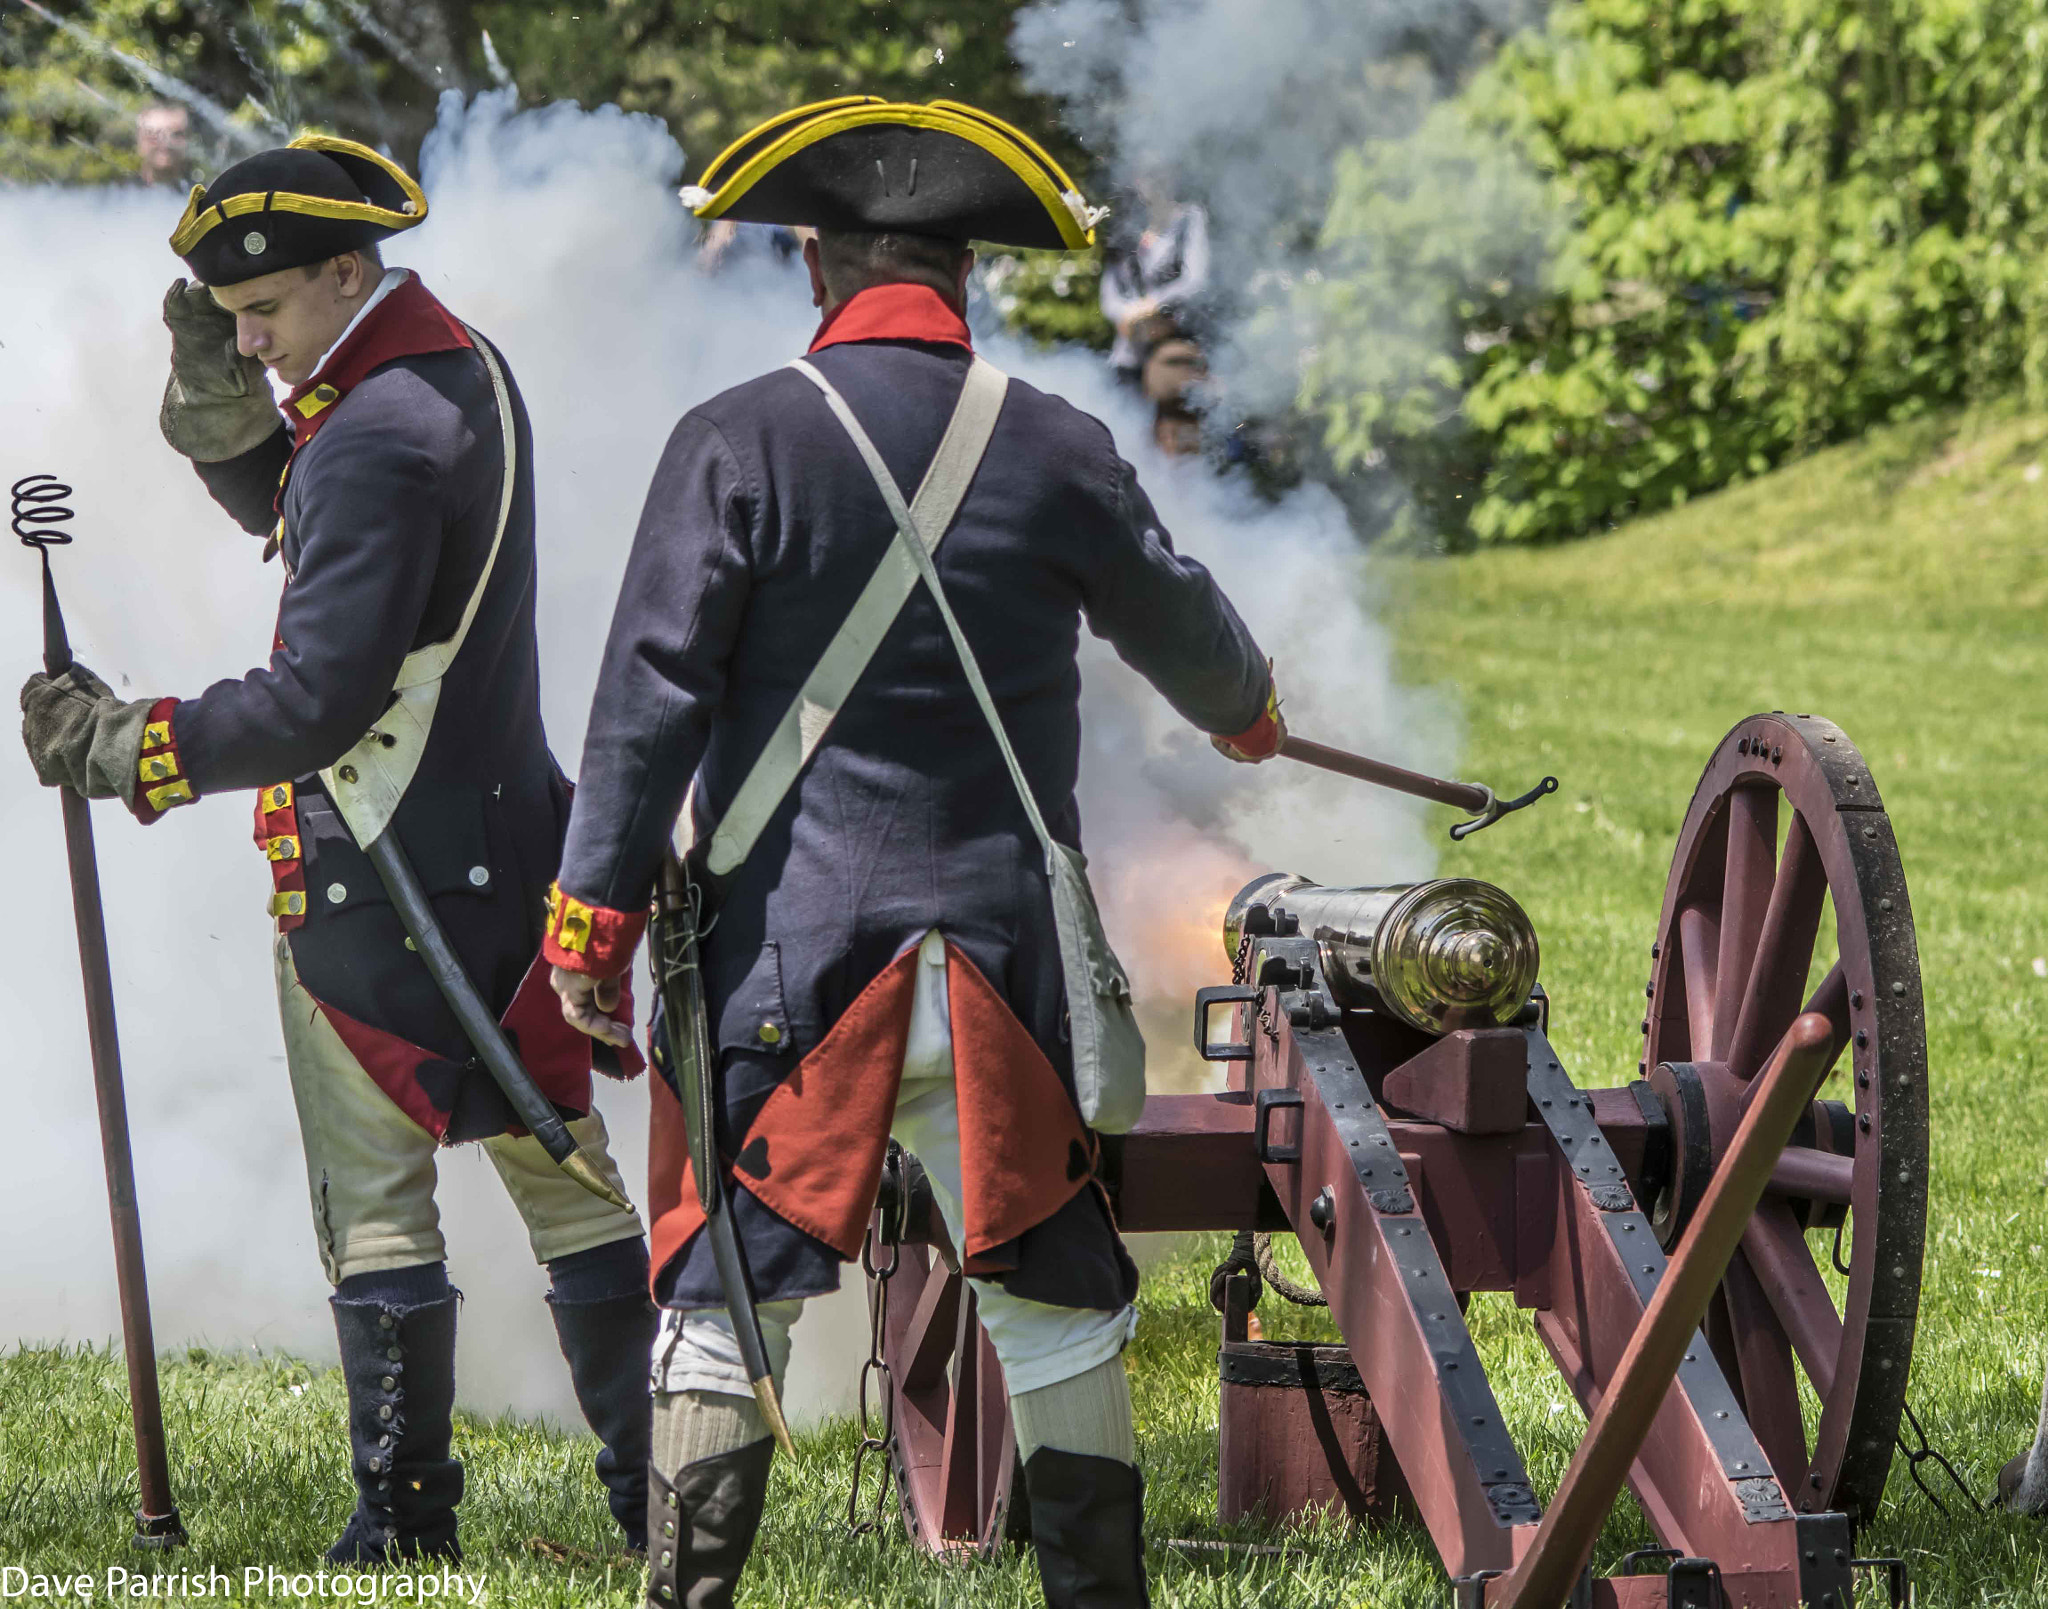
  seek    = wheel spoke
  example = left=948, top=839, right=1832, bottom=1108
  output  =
left=1720, top=1250, right=1809, bottom=1489
left=1738, top=966, right=1852, bottom=1126
left=1712, top=786, right=1780, bottom=1060
left=898, top=1268, right=963, bottom=1392
left=1678, top=904, right=1719, bottom=1056
left=1767, top=1147, right=1855, bottom=1206
left=1724, top=813, right=1828, bottom=1083
left=937, top=1288, right=987, bottom=1540
left=1740, top=1202, right=1843, bottom=1399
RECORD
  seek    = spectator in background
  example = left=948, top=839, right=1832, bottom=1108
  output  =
left=135, top=104, right=191, bottom=186
left=1099, top=172, right=1211, bottom=454
left=697, top=217, right=802, bottom=274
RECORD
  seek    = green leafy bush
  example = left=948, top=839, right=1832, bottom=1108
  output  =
left=1302, top=0, right=2048, bottom=546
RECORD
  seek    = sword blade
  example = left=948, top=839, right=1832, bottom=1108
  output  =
left=656, top=854, right=796, bottom=1458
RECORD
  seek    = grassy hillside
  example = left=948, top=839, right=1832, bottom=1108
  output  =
left=10, top=405, right=2048, bottom=1604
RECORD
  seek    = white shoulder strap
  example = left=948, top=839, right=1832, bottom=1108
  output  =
left=702, top=355, right=1009, bottom=876
left=320, top=327, right=517, bottom=846
left=772, top=357, right=1059, bottom=865
left=394, top=328, right=518, bottom=688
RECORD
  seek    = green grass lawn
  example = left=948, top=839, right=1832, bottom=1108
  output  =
left=12, top=405, right=2048, bottom=1604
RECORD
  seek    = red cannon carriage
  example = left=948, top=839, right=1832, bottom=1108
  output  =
left=856, top=713, right=1927, bottom=1608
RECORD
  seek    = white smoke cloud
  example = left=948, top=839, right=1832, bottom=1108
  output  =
left=1012, top=0, right=1543, bottom=420
left=0, top=89, right=1445, bottom=1427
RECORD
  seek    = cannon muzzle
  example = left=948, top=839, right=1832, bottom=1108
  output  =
left=1224, top=874, right=1540, bottom=1034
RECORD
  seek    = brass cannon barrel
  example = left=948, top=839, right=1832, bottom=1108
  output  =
left=1224, top=874, right=1541, bottom=1034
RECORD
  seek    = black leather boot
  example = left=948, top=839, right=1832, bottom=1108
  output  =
left=1022, top=1448, right=1149, bottom=1609
left=644, top=1439, right=774, bottom=1609
left=548, top=1289, right=657, bottom=1551
left=325, top=1293, right=463, bottom=1565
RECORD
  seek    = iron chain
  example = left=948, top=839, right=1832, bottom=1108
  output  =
left=846, top=1143, right=905, bottom=1537
left=1894, top=1397, right=1984, bottom=1516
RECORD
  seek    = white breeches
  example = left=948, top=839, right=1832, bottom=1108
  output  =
left=653, top=930, right=1136, bottom=1398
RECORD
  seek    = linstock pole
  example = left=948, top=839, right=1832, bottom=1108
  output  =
left=17, top=474, right=185, bottom=1548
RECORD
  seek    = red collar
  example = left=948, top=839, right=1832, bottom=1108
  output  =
left=282, top=275, right=473, bottom=449
left=808, top=283, right=972, bottom=353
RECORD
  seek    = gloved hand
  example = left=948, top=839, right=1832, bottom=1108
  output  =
left=20, top=662, right=156, bottom=805
left=159, top=278, right=282, bottom=462
left=1212, top=679, right=1287, bottom=764
left=552, top=965, right=635, bottom=1049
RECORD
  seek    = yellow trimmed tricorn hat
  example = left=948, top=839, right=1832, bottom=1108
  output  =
left=170, top=134, right=427, bottom=286
left=681, top=97, right=1106, bottom=251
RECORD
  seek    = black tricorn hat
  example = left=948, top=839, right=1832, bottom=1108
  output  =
left=681, top=98, right=1105, bottom=251
left=170, top=133, right=427, bottom=286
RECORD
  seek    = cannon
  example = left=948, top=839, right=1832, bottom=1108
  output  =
left=857, top=712, right=1928, bottom=1607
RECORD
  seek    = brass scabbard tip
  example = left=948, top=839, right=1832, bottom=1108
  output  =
left=560, top=1148, right=634, bottom=1212
left=753, top=1375, right=797, bottom=1460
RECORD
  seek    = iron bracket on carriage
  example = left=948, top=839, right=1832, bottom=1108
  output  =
left=861, top=712, right=1929, bottom=1609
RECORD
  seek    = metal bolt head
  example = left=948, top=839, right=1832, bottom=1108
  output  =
left=338, top=764, right=358, bottom=783
left=468, top=865, right=490, bottom=887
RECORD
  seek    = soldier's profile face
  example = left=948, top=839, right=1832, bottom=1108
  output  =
left=210, top=254, right=373, bottom=388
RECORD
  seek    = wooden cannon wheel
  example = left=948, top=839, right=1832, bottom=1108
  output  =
left=864, top=1171, right=1027, bottom=1556
left=1642, top=712, right=1928, bottom=1523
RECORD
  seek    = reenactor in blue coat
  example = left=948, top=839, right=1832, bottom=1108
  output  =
left=19, top=136, right=654, bottom=1563
left=544, top=100, right=1285, bottom=1608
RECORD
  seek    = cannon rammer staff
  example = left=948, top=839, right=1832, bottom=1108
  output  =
left=1277, top=732, right=1558, bottom=840
left=14, top=473, right=185, bottom=1549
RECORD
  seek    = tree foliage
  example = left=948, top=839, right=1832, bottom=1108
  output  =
left=0, top=0, right=1083, bottom=184
left=1303, top=0, right=2048, bottom=546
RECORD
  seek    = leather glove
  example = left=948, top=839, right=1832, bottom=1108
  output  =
left=159, top=279, right=282, bottom=462
left=20, top=662, right=156, bottom=805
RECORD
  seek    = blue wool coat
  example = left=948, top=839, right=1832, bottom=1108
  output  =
left=558, top=331, right=1271, bottom=1309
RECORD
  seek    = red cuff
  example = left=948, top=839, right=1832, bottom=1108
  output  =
left=131, top=698, right=197, bottom=825
left=543, top=881, right=649, bottom=977
left=1218, top=675, right=1283, bottom=760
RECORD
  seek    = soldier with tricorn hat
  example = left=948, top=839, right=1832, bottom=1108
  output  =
left=18, top=135, right=657, bottom=1562
left=545, top=98, right=1287, bottom=1606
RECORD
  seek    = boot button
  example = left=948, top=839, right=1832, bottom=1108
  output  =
left=659, top=1552, right=673, bottom=1569
left=662, top=1520, right=675, bottom=1539
left=377, top=1405, right=394, bottom=1422
left=367, top=1456, right=383, bottom=1472
left=654, top=1589, right=672, bottom=1603
left=378, top=1434, right=392, bottom=1449
left=376, top=1480, right=391, bottom=1493
left=386, top=1348, right=403, bottom=1362
left=378, top=1314, right=395, bottom=1330
left=380, top=1375, right=397, bottom=1391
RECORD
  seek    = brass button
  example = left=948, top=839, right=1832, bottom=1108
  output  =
left=380, top=1375, right=397, bottom=1391
left=386, top=1348, right=402, bottom=1362
left=758, top=1021, right=782, bottom=1045
left=664, top=1491, right=678, bottom=1510
left=662, top=1520, right=675, bottom=1538
left=327, top=883, right=348, bottom=904
left=377, top=1404, right=394, bottom=1422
